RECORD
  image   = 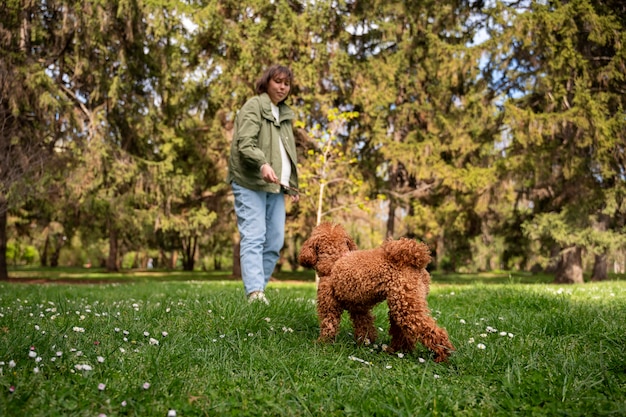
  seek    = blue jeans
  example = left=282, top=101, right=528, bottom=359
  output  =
left=232, top=182, right=286, bottom=295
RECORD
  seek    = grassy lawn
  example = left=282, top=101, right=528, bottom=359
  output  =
left=1, top=271, right=625, bottom=416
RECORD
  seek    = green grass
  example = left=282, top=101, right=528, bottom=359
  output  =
left=1, top=276, right=625, bottom=416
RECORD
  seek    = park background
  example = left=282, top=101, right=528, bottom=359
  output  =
left=1, top=2, right=626, bottom=416
left=1, top=0, right=625, bottom=284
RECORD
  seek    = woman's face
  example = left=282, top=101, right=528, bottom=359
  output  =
left=267, top=73, right=291, bottom=105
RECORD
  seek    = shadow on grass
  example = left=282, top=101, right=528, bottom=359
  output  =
left=5, top=266, right=319, bottom=284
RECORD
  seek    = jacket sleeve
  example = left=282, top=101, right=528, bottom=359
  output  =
left=235, top=98, right=266, bottom=169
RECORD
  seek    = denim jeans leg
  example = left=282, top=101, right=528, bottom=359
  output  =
left=232, top=182, right=267, bottom=295
left=262, top=191, right=286, bottom=286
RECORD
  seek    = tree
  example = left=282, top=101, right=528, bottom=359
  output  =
left=491, top=0, right=626, bottom=282
left=325, top=0, right=501, bottom=272
left=297, top=109, right=365, bottom=226
left=0, top=0, right=76, bottom=279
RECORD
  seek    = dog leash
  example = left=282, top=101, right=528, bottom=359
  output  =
left=278, top=183, right=300, bottom=194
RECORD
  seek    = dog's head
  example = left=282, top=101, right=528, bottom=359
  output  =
left=299, top=222, right=357, bottom=276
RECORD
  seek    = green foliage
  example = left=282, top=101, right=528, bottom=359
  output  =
left=298, top=109, right=370, bottom=225
left=486, top=0, right=626, bottom=280
left=523, top=211, right=626, bottom=254
left=2, top=0, right=625, bottom=281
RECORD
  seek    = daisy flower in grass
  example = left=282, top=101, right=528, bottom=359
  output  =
left=142, top=382, right=151, bottom=390
left=348, top=356, right=372, bottom=366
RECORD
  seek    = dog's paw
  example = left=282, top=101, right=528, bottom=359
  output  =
left=316, top=335, right=334, bottom=344
left=433, top=343, right=455, bottom=363
left=355, top=336, right=373, bottom=346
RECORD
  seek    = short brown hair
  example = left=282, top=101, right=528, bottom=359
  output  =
left=255, top=64, right=293, bottom=99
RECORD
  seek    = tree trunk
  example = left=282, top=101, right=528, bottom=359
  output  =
left=436, top=232, right=447, bottom=272
left=107, top=221, right=119, bottom=272
left=41, top=234, right=49, bottom=267
left=232, top=240, right=241, bottom=278
left=386, top=197, right=396, bottom=239
left=545, top=245, right=561, bottom=273
left=591, top=252, right=609, bottom=281
left=591, top=214, right=610, bottom=281
left=132, top=251, right=140, bottom=269
left=181, top=236, right=196, bottom=271
left=49, top=234, right=64, bottom=267
left=159, top=249, right=166, bottom=268
left=554, top=246, right=584, bottom=284
left=288, top=238, right=299, bottom=271
left=0, top=195, right=8, bottom=280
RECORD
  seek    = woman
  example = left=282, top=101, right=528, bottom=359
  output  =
left=227, top=64, right=299, bottom=304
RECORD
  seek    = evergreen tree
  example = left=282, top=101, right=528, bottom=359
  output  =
left=329, top=0, right=501, bottom=271
left=0, top=0, right=77, bottom=279
left=490, top=0, right=626, bottom=282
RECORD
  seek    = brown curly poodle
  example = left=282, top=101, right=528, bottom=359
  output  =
left=299, top=222, right=454, bottom=362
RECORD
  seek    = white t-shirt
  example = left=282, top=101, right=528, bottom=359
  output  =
left=270, top=102, right=291, bottom=186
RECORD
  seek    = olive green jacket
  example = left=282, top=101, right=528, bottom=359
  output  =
left=227, top=93, right=298, bottom=195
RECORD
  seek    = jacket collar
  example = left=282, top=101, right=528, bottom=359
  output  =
left=259, top=93, right=294, bottom=122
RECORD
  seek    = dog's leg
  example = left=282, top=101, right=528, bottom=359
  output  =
left=388, top=315, right=412, bottom=351
left=349, top=309, right=377, bottom=345
left=316, top=281, right=342, bottom=342
left=387, top=289, right=455, bottom=362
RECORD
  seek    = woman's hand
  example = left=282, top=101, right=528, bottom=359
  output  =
left=260, top=163, right=278, bottom=184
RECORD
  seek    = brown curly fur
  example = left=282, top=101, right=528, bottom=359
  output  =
left=299, top=222, right=455, bottom=362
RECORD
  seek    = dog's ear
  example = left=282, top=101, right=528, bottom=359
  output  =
left=346, top=238, right=357, bottom=251
left=298, top=239, right=318, bottom=268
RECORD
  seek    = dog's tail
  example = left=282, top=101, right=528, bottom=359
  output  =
left=382, top=238, right=431, bottom=270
